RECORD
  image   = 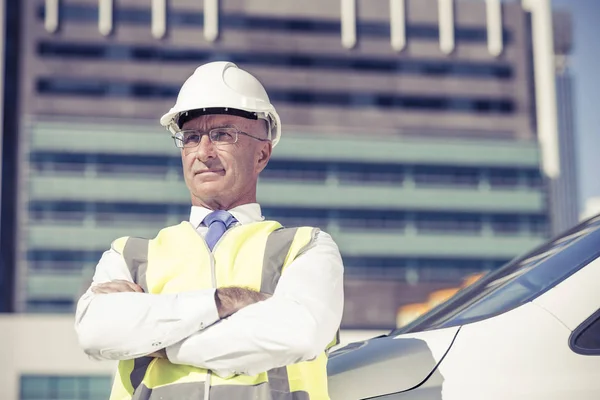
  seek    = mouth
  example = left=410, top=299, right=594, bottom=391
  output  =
left=194, top=169, right=225, bottom=176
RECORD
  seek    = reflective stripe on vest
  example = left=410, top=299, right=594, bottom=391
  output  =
left=109, top=221, right=332, bottom=400
left=122, top=237, right=150, bottom=292
left=131, top=381, right=311, bottom=400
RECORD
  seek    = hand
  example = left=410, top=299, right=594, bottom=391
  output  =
left=91, top=280, right=144, bottom=294
left=215, top=287, right=272, bottom=319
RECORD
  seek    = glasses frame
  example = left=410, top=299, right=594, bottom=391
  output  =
left=171, top=126, right=270, bottom=149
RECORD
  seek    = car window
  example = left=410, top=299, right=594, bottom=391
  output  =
left=393, top=215, right=600, bottom=335
left=571, top=309, right=600, bottom=355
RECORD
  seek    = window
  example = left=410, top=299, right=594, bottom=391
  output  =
left=338, top=217, right=406, bottom=230
left=262, top=160, right=328, bottom=182
left=96, top=163, right=170, bottom=177
left=415, top=213, right=482, bottom=234
left=337, top=209, right=406, bottom=230
left=529, top=215, right=549, bottom=236
left=36, top=79, right=107, bottom=96
left=37, top=77, right=515, bottom=115
left=489, top=169, right=520, bottom=188
left=263, top=207, right=329, bottom=219
left=491, top=215, right=521, bottom=235
left=29, top=201, right=183, bottom=215
left=342, top=256, right=502, bottom=282
left=337, top=163, right=404, bottom=185
left=393, top=215, right=600, bottom=335
left=30, top=152, right=181, bottom=178
left=570, top=309, right=600, bottom=355
left=28, top=200, right=188, bottom=226
left=20, top=375, right=112, bottom=400
left=27, top=250, right=104, bottom=263
left=29, top=200, right=547, bottom=238
left=263, top=207, right=330, bottom=228
left=276, top=217, right=329, bottom=229
left=25, top=299, right=75, bottom=314
left=29, top=152, right=541, bottom=192
left=413, top=166, right=479, bottom=188
left=28, top=260, right=93, bottom=273
left=38, top=42, right=513, bottom=80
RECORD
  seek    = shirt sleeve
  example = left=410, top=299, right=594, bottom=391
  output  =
left=165, top=230, right=344, bottom=377
left=74, top=247, right=220, bottom=361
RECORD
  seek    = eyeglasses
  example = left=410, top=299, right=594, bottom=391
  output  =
left=172, top=127, right=270, bottom=149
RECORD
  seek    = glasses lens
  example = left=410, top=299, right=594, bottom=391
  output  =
left=180, top=131, right=202, bottom=148
left=172, top=133, right=184, bottom=148
left=210, top=128, right=237, bottom=144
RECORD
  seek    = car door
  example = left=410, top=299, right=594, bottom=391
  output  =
left=531, top=254, right=600, bottom=396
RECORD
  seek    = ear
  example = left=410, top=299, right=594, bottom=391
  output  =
left=255, top=141, right=272, bottom=174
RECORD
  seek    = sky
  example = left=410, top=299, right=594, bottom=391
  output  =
left=550, top=0, right=600, bottom=212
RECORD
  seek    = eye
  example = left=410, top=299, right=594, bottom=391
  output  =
left=183, top=132, right=201, bottom=145
left=212, top=129, right=235, bottom=143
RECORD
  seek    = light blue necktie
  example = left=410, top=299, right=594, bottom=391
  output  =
left=202, top=210, right=238, bottom=251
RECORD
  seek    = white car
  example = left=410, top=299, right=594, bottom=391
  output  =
left=328, top=215, right=600, bottom=400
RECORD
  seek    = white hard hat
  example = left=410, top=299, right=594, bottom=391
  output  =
left=160, top=61, right=282, bottom=147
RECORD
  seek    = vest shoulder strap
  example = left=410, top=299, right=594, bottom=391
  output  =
left=259, top=226, right=319, bottom=294
left=111, top=235, right=151, bottom=292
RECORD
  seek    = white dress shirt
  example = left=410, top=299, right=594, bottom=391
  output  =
left=75, top=203, right=344, bottom=377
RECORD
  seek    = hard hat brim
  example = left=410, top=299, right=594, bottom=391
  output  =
left=161, top=107, right=281, bottom=147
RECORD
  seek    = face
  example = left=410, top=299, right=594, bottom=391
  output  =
left=180, top=114, right=272, bottom=210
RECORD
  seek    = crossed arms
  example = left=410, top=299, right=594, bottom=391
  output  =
left=74, top=231, right=344, bottom=377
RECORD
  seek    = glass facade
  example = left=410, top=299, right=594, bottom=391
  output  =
left=36, top=78, right=515, bottom=113
left=9, top=0, right=549, bottom=328
left=38, top=42, right=513, bottom=79
left=20, top=120, right=548, bottom=313
left=20, top=375, right=112, bottom=400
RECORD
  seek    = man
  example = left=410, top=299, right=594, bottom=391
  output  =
left=75, top=61, right=344, bottom=400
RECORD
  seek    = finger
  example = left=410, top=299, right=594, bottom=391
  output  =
left=91, top=285, right=115, bottom=294
left=92, top=284, right=125, bottom=294
left=130, top=282, right=144, bottom=293
left=112, top=280, right=144, bottom=293
left=91, top=282, right=136, bottom=293
left=100, top=280, right=138, bottom=292
left=91, top=282, right=115, bottom=292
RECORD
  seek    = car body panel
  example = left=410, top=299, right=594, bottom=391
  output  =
left=327, top=327, right=459, bottom=400
left=435, top=301, right=600, bottom=400
left=533, top=256, right=600, bottom=330
left=370, top=370, right=445, bottom=399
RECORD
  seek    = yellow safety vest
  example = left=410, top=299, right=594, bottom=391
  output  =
left=108, top=220, right=338, bottom=400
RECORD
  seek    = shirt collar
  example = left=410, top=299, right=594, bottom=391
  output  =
left=190, top=203, right=264, bottom=228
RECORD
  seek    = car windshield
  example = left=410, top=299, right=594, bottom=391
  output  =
left=392, top=215, right=600, bottom=335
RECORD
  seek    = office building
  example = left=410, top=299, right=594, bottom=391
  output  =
left=1, top=0, right=572, bottom=398
left=12, top=0, right=555, bottom=325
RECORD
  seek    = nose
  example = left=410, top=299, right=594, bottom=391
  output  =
left=192, top=134, right=216, bottom=161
